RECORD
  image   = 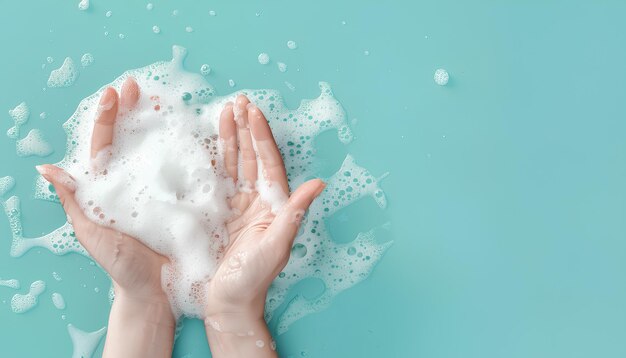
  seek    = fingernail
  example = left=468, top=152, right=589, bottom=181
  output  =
left=99, top=88, right=116, bottom=111
left=35, top=165, right=48, bottom=176
left=314, top=181, right=326, bottom=197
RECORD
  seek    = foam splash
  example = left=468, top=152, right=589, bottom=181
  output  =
left=11, top=280, right=46, bottom=313
left=47, top=57, right=79, bottom=88
left=81, top=53, right=94, bottom=67
left=7, top=102, right=29, bottom=139
left=16, top=129, right=54, bottom=157
left=52, top=292, right=66, bottom=310
left=0, top=278, right=20, bottom=289
left=8, top=46, right=389, bottom=331
left=0, top=176, right=16, bottom=197
left=67, top=324, right=106, bottom=358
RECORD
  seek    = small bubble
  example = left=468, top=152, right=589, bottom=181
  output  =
left=185, top=26, right=194, bottom=33
left=209, top=10, right=216, bottom=16
left=277, top=62, right=287, bottom=72
left=287, top=40, right=297, bottom=50
left=146, top=3, right=153, bottom=10
left=228, top=79, right=235, bottom=87
left=40, top=112, right=47, bottom=120
left=118, top=33, right=126, bottom=39
left=258, top=53, right=270, bottom=65
left=46, top=56, right=54, bottom=63
left=200, top=64, right=211, bottom=76
left=256, top=340, right=265, bottom=348
left=105, top=10, right=112, bottom=17
left=172, top=9, right=179, bottom=16
left=364, top=50, right=370, bottom=56
left=291, top=243, right=307, bottom=258
left=152, top=25, right=161, bottom=34
left=434, top=68, right=449, bottom=86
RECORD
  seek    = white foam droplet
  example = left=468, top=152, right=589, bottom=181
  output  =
left=287, top=40, right=297, bottom=50
left=16, top=129, right=54, bottom=157
left=78, top=0, right=89, bottom=11
left=0, top=176, right=16, bottom=197
left=228, top=79, right=236, bottom=87
left=80, top=53, right=94, bottom=67
left=0, top=278, right=20, bottom=289
left=152, top=25, right=161, bottom=34
left=146, top=3, right=153, bottom=10
left=52, top=292, right=66, bottom=310
left=208, top=10, right=216, bottom=16
left=258, top=53, right=270, bottom=65
left=434, top=68, right=449, bottom=86
left=11, top=280, right=45, bottom=313
left=105, top=10, right=112, bottom=17
left=47, top=57, right=79, bottom=88
left=200, top=64, right=211, bottom=76
left=277, top=62, right=287, bottom=73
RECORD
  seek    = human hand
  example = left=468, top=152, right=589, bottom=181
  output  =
left=204, top=95, right=325, bottom=356
left=37, top=78, right=175, bottom=358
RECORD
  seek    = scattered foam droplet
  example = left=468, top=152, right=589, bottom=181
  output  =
left=287, top=40, right=297, bottom=50
left=0, top=278, right=19, bottom=289
left=11, top=280, right=45, bottom=313
left=52, top=272, right=62, bottom=281
left=0, top=176, right=16, bottom=197
left=284, top=81, right=296, bottom=91
left=256, top=340, right=265, bottom=348
left=80, top=53, right=94, bottom=67
left=68, top=324, right=106, bottom=358
left=40, top=112, right=47, bottom=120
left=16, top=129, right=54, bottom=157
left=146, top=3, right=153, bottom=10
left=52, top=292, right=66, bottom=310
left=9, top=102, right=30, bottom=126
left=277, top=62, right=287, bottom=73
left=47, top=57, right=79, bottom=88
left=208, top=10, right=216, bottom=16
left=434, top=68, right=449, bottom=86
left=258, top=53, right=270, bottom=65
left=46, top=56, right=54, bottom=63
left=78, top=0, right=89, bottom=11
left=172, top=9, right=179, bottom=16
left=185, top=26, right=194, bottom=33
left=119, top=33, right=126, bottom=39
left=200, top=64, right=211, bottom=76
left=364, top=50, right=370, bottom=56
left=341, top=20, right=347, bottom=25
left=105, top=10, right=112, bottom=17
left=152, top=25, right=161, bottom=34
left=228, top=79, right=236, bottom=87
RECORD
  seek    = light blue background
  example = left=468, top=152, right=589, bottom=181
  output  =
left=1, top=1, right=626, bottom=357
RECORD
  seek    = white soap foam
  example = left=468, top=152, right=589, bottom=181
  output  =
left=47, top=57, right=79, bottom=88
left=277, top=62, right=287, bottom=73
left=434, top=68, right=449, bottom=86
left=152, top=25, right=161, bottom=34
left=200, top=64, right=211, bottom=76
left=258, top=53, right=270, bottom=65
left=0, top=278, right=20, bottom=289
left=0, top=176, right=16, bottom=197
left=11, top=280, right=45, bottom=313
left=52, top=292, right=66, bottom=309
left=67, top=324, right=106, bottom=358
left=287, top=40, right=297, bottom=50
left=78, top=0, right=89, bottom=11
left=81, top=53, right=94, bottom=67
left=52, top=271, right=62, bottom=281
left=7, top=102, right=30, bottom=139
left=13, top=46, right=389, bottom=331
left=16, top=129, right=54, bottom=157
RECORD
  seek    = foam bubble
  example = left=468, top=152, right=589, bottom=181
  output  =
left=277, top=62, right=287, bottom=73
left=11, top=280, right=46, bottom=313
left=40, top=112, right=47, bottom=119
left=7, top=102, right=29, bottom=139
left=185, top=26, right=194, bottom=33
left=78, top=0, right=89, bottom=11
left=47, top=57, right=79, bottom=88
left=105, top=10, right=112, bottom=18
left=152, top=25, right=161, bottom=34
left=0, top=278, right=20, bottom=289
left=47, top=56, right=54, bottom=64
left=228, top=79, right=236, bottom=87
left=200, top=64, right=211, bottom=76
left=16, top=129, right=54, bottom=157
left=52, top=272, right=62, bottom=281
left=80, top=53, right=94, bottom=67
left=434, top=68, right=449, bottom=86
left=52, top=292, right=66, bottom=309
left=287, top=40, right=297, bottom=50
left=146, top=3, right=153, bottom=10
left=258, top=53, right=270, bottom=65
left=0, top=176, right=16, bottom=197
left=209, top=10, right=216, bottom=16
left=67, top=324, right=106, bottom=358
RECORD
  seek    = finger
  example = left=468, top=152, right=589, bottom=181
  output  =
left=248, top=104, right=289, bottom=195
left=35, top=165, right=101, bottom=254
left=234, top=95, right=257, bottom=188
left=91, top=87, right=119, bottom=159
left=219, top=102, right=238, bottom=181
left=266, top=179, right=325, bottom=249
left=120, top=77, right=140, bottom=109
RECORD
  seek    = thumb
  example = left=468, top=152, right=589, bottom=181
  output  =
left=36, top=165, right=95, bottom=238
left=266, top=179, right=325, bottom=250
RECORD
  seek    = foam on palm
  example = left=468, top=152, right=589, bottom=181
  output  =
left=5, top=46, right=390, bottom=331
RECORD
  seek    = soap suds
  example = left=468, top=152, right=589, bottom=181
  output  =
left=16, top=129, right=54, bottom=157
left=0, top=176, right=16, bottom=197
left=78, top=0, right=89, bottom=11
left=0, top=278, right=20, bottom=289
left=434, top=68, right=449, bottom=86
left=258, top=53, right=270, bottom=65
left=81, top=53, right=94, bottom=67
left=11, top=46, right=389, bottom=331
left=11, top=280, right=45, bottom=313
left=287, top=40, right=297, bottom=50
left=277, top=62, right=287, bottom=73
left=7, top=102, right=30, bottom=139
left=52, top=292, right=66, bottom=309
left=48, top=57, right=79, bottom=88
left=67, top=324, right=106, bottom=358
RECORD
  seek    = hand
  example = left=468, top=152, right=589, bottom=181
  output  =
left=37, top=78, right=175, bottom=358
left=204, top=95, right=325, bottom=357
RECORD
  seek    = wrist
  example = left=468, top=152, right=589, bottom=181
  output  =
left=205, top=314, right=277, bottom=358
left=112, top=292, right=176, bottom=328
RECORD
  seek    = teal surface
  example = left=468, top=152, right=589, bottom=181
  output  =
left=2, top=1, right=626, bottom=357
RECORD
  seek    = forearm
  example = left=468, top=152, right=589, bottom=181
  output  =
left=103, top=294, right=176, bottom=358
left=205, top=313, right=277, bottom=358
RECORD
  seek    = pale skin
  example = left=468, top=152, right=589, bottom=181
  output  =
left=37, top=78, right=325, bottom=357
